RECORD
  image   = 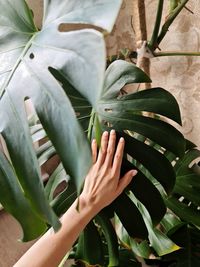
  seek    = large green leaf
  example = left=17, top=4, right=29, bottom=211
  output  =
left=102, top=60, right=152, bottom=99
left=129, top=193, right=180, bottom=257
left=40, top=60, right=185, bottom=250
left=117, top=87, right=182, bottom=124
left=49, top=68, right=92, bottom=133
left=0, top=0, right=121, bottom=233
left=122, top=132, right=176, bottom=194
left=166, top=148, right=200, bottom=227
left=98, top=91, right=185, bottom=157
left=43, top=0, right=122, bottom=33
left=122, top=158, right=166, bottom=226
left=0, top=151, right=46, bottom=241
left=112, top=193, right=148, bottom=239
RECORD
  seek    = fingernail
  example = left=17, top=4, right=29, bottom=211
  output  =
left=92, top=139, right=96, bottom=143
left=111, top=129, right=115, bottom=134
left=120, top=137, right=124, bottom=142
left=131, top=170, right=137, bottom=176
left=103, top=131, right=108, bottom=136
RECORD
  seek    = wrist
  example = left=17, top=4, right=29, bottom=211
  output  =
left=78, top=193, right=101, bottom=216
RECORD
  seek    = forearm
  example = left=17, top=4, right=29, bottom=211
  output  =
left=14, top=131, right=136, bottom=267
left=14, top=197, right=97, bottom=267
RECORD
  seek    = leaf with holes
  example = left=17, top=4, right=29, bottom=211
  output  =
left=44, top=60, right=186, bottom=241
left=0, top=0, right=122, bottom=236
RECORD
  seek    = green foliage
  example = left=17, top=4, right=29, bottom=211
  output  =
left=0, top=1, right=199, bottom=266
left=159, top=213, right=200, bottom=267
left=0, top=0, right=122, bottom=238
left=166, top=147, right=200, bottom=227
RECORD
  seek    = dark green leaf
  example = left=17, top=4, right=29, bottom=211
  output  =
left=0, top=151, right=47, bottom=241
left=119, top=87, right=182, bottom=125
left=98, top=112, right=185, bottom=158
left=103, top=60, right=151, bottom=99
left=122, top=158, right=166, bottom=226
left=49, top=68, right=92, bottom=132
left=96, top=211, right=119, bottom=267
left=167, top=148, right=200, bottom=226
left=122, top=132, right=176, bottom=194
left=129, top=193, right=180, bottom=257
left=51, top=181, right=77, bottom=217
left=166, top=196, right=200, bottom=227
left=112, top=193, right=148, bottom=239
left=118, top=249, right=141, bottom=267
left=75, top=221, right=104, bottom=266
left=161, top=213, right=185, bottom=236
left=162, top=225, right=200, bottom=267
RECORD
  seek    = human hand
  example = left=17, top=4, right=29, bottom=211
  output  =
left=79, top=130, right=137, bottom=214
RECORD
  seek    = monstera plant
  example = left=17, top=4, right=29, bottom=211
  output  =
left=1, top=0, right=198, bottom=266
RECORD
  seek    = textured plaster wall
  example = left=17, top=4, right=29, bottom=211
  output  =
left=146, top=1, right=200, bottom=146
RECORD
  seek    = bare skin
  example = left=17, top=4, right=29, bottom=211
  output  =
left=14, top=130, right=137, bottom=267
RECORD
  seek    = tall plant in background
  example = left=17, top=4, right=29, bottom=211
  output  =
left=0, top=1, right=199, bottom=266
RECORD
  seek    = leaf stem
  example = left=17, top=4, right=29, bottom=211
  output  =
left=148, top=0, right=164, bottom=50
left=157, top=0, right=190, bottom=45
left=95, top=211, right=119, bottom=267
left=154, top=51, right=200, bottom=57
left=87, top=109, right=95, bottom=141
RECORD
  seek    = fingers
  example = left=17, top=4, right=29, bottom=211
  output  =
left=96, top=131, right=109, bottom=166
left=117, top=169, right=137, bottom=194
left=112, top=137, right=125, bottom=176
left=104, top=129, right=116, bottom=167
left=91, top=139, right=97, bottom=163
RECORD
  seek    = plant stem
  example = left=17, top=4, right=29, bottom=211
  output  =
left=157, top=0, right=190, bottom=45
left=95, top=211, right=119, bottom=267
left=154, top=51, right=200, bottom=57
left=87, top=109, right=95, bottom=141
left=148, top=0, right=164, bottom=50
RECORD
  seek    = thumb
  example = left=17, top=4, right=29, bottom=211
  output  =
left=117, top=170, right=137, bottom=194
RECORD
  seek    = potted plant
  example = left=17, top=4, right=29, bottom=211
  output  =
left=0, top=1, right=199, bottom=266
